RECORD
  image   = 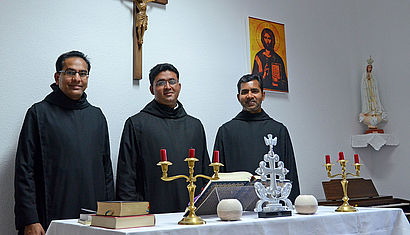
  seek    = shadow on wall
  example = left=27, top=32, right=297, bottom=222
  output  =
left=355, top=146, right=396, bottom=179
left=0, top=150, right=18, bottom=234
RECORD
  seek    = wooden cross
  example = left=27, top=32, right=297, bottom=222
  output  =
left=133, top=0, right=168, bottom=80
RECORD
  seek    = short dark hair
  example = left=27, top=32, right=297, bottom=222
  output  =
left=237, top=74, right=263, bottom=93
left=55, top=51, right=91, bottom=72
left=149, top=63, right=179, bottom=86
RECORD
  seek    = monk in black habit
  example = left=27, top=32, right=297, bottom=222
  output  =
left=14, top=51, right=114, bottom=235
left=116, top=63, right=211, bottom=213
left=213, top=74, right=300, bottom=202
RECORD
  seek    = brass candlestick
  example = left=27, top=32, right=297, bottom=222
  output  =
left=157, top=157, right=223, bottom=225
left=324, top=159, right=362, bottom=212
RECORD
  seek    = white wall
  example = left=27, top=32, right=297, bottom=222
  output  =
left=1, top=0, right=409, bottom=233
left=350, top=0, right=410, bottom=197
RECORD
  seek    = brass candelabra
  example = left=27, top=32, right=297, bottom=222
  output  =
left=324, top=153, right=362, bottom=212
left=157, top=153, right=223, bottom=225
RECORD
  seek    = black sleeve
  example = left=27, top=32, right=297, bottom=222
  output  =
left=199, top=123, right=211, bottom=176
left=14, top=107, right=41, bottom=230
left=101, top=114, right=114, bottom=200
left=213, top=127, right=227, bottom=173
left=280, top=126, right=300, bottom=202
left=116, top=118, right=144, bottom=201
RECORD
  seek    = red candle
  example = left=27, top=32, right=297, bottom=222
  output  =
left=354, top=154, right=359, bottom=164
left=213, top=151, right=220, bottom=163
left=325, top=155, right=330, bottom=164
left=160, top=149, right=167, bottom=162
left=338, top=152, right=344, bottom=161
left=189, top=149, right=195, bottom=158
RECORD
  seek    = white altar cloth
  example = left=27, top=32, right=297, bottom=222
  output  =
left=46, top=206, right=410, bottom=235
left=351, top=133, right=399, bottom=150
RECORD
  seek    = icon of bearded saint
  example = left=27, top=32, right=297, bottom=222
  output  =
left=252, top=28, right=288, bottom=92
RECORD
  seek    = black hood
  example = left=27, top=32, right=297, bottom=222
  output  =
left=233, top=109, right=272, bottom=121
left=44, top=83, right=90, bottom=110
left=142, top=99, right=187, bottom=119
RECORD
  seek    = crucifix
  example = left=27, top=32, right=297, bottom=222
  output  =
left=133, top=0, right=168, bottom=80
left=254, top=134, right=293, bottom=215
left=256, top=134, right=289, bottom=194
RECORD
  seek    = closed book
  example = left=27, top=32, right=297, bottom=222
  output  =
left=91, top=214, right=155, bottom=229
left=97, top=201, right=149, bottom=216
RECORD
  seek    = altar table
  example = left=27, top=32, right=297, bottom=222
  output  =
left=46, top=206, right=410, bottom=235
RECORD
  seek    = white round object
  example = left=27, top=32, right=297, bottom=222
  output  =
left=295, top=195, right=318, bottom=214
left=217, top=199, right=243, bottom=221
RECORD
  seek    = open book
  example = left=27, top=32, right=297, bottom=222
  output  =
left=194, top=171, right=259, bottom=215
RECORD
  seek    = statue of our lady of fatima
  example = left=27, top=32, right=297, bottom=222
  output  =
left=359, top=56, right=387, bottom=133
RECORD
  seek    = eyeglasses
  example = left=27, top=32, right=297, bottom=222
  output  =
left=59, top=69, right=89, bottom=78
left=155, top=79, right=178, bottom=87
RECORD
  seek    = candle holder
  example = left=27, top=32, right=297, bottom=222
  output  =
left=157, top=155, right=223, bottom=225
left=324, top=155, right=363, bottom=212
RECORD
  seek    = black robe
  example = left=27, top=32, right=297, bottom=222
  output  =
left=116, top=100, right=211, bottom=214
left=213, top=110, right=300, bottom=202
left=14, top=84, right=114, bottom=232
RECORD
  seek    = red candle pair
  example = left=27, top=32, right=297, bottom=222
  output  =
left=160, top=148, right=197, bottom=161
left=189, top=149, right=220, bottom=163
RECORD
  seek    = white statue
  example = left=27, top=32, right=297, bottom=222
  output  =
left=359, top=56, right=387, bottom=133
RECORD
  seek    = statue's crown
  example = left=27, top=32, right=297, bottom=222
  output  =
left=367, top=56, right=374, bottom=65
